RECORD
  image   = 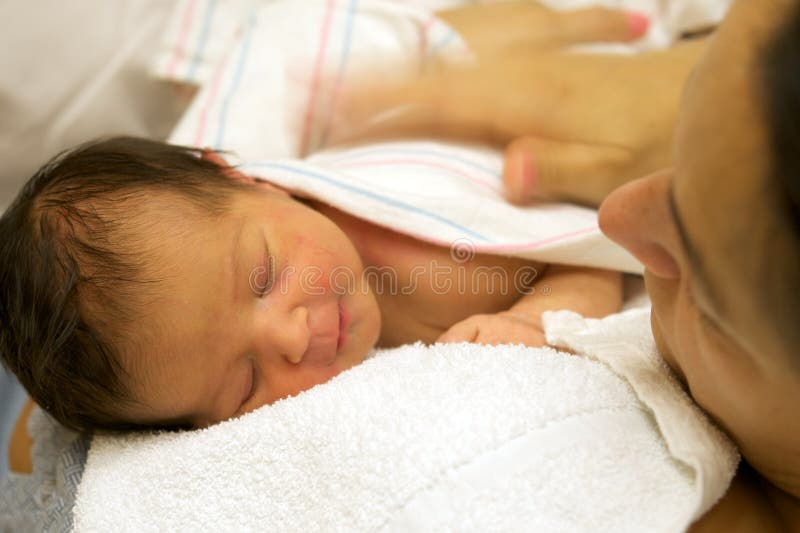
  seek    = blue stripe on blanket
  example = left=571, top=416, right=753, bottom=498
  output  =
left=244, top=161, right=492, bottom=242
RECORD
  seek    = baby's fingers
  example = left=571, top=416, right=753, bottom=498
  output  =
left=437, top=317, right=481, bottom=344
left=437, top=314, right=548, bottom=348
left=473, top=323, right=548, bottom=348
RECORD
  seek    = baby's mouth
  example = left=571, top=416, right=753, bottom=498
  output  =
left=303, top=301, right=347, bottom=365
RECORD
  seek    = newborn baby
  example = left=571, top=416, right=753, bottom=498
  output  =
left=0, top=137, right=621, bottom=431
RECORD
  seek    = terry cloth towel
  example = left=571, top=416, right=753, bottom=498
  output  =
left=72, top=308, right=738, bottom=532
left=542, top=307, right=740, bottom=526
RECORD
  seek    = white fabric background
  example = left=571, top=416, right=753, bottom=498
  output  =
left=0, top=0, right=184, bottom=210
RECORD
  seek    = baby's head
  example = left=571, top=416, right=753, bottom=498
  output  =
left=0, top=137, right=380, bottom=432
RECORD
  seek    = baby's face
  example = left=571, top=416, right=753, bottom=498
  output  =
left=121, top=183, right=381, bottom=427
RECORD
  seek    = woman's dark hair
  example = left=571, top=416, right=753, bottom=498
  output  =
left=760, top=2, right=800, bottom=355
left=0, top=137, right=251, bottom=432
left=762, top=2, right=800, bottom=232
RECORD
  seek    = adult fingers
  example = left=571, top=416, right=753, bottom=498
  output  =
left=331, top=68, right=514, bottom=145
left=552, top=7, right=650, bottom=47
left=502, top=136, right=635, bottom=207
left=437, top=3, right=648, bottom=59
left=333, top=53, right=638, bottom=147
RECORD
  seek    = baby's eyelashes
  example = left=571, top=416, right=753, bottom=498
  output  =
left=250, top=255, right=275, bottom=297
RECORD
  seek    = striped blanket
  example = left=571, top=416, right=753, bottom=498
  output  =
left=154, top=0, right=662, bottom=272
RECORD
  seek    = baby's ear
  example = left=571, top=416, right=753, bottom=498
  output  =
left=200, top=149, right=252, bottom=182
left=201, top=148, right=290, bottom=196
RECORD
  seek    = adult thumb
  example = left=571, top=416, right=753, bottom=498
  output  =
left=503, top=136, right=632, bottom=207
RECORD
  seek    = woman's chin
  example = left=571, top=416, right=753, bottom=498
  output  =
left=650, top=311, right=687, bottom=385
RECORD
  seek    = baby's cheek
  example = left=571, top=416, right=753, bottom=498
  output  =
left=295, top=262, right=333, bottom=295
left=297, top=240, right=353, bottom=293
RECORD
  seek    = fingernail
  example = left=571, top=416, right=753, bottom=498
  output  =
left=517, top=152, right=537, bottom=202
left=625, top=11, right=650, bottom=38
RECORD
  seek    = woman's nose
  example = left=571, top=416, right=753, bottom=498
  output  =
left=598, top=170, right=681, bottom=279
left=258, top=305, right=310, bottom=364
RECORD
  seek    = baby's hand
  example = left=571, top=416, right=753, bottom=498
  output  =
left=436, top=311, right=547, bottom=348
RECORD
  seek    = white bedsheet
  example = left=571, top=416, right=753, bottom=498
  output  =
left=0, top=0, right=184, bottom=208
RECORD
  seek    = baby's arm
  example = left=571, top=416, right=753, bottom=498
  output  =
left=437, top=265, right=622, bottom=347
left=507, top=265, right=622, bottom=326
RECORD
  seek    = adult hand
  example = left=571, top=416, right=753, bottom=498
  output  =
left=334, top=3, right=707, bottom=206
left=435, top=1, right=649, bottom=60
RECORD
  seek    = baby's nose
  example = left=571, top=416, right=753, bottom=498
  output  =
left=269, top=306, right=310, bottom=364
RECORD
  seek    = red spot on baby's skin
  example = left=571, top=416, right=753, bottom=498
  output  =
left=292, top=233, right=340, bottom=292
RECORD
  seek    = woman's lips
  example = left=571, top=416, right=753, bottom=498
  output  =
left=337, top=301, right=349, bottom=351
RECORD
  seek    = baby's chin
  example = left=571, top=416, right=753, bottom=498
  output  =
left=332, top=350, right=369, bottom=379
left=348, top=280, right=380, bottom=332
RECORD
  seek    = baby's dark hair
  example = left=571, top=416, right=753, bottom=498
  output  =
left=0, top=137, right=252, bottom=432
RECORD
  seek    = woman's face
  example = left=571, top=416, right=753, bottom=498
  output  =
left=599, top=0, right=800, bottom=489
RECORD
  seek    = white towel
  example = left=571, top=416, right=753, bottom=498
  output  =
left=72, top=308, right=738, bottom=532
left=543, top=308, right=740, bottom=526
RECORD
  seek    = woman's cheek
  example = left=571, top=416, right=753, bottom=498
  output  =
left=644, top=272, right=691, bottom=378
left=669, top=289, right=730, bottom=415
left=650, top=312, right=675, bottom=367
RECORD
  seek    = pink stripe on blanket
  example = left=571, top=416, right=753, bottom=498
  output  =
left=419, top=15, right=437, bottom=65
left=167, top=0, right=198, bottom=78
left=477, top=226, right=601, bottom=252
left=193, top=50, right=233, bottom=146
left=319, top=0, right=358, bottom=147
left=380, top=226, right=600, bottom=255
left=299, top=0, right=337, bottom=156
